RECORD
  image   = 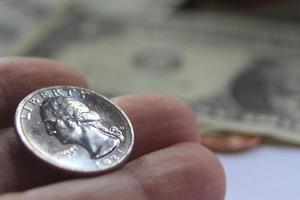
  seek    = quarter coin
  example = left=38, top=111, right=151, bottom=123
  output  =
left=15, top=86, right=134, bottom=174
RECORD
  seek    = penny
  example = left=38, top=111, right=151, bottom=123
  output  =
left=15, top=86, right=134, bottom=175
left=201, top=131, right=262, bottom=153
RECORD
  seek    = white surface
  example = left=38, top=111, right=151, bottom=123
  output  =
left=218, top=145, right=300, bottom=200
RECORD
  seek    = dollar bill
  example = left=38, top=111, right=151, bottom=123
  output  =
left=0, top=0, right=64, bottom=55
left=11, top=3, right=300, bottom=145
left=78, top=0, right=185, bottom=18
left=180, top=0, right=300, bottom=22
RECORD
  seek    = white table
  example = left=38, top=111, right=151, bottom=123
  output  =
left=218, top=145, right=300, bottom=200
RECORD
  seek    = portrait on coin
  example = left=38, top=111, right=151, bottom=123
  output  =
left=40, top=97, right=124, bottom=159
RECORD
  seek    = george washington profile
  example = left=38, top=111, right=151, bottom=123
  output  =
left=40, top=97, right=124, bottom=159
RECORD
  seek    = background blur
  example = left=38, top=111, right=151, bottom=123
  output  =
left=2, top=0, right=300, bottom=199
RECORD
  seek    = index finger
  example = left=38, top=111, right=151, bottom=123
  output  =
left=0, top=57, right=87, bottom=128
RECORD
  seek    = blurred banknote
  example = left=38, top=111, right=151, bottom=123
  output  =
left=0, top=0, right=63, bottom=55
left=13, top=3, right=300, bottom=145
left=180, top=0, right=300, bottom=19
left=78, top=0, right=185, bottom=17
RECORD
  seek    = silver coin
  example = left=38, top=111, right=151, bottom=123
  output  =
left=15, top=86, right=134, bottom=174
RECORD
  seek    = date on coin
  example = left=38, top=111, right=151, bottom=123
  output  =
left=15, top=86, right=134, bottom=174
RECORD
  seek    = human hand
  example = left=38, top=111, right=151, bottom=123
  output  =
left=0, top=57, right=225, bottom=200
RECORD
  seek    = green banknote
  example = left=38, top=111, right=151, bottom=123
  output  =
left=76, top=0, right=185, bottom=18
left=0, top=0, right=65, bottom=55
left=180, top=0, right=300, bottom=22
left=13, top=3, right=300, bottom=145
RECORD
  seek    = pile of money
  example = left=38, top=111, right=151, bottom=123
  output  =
left=6, top=0, right=300, bottom=152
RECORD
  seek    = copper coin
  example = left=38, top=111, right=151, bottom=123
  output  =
left=201, top=131, right=262, bottom=153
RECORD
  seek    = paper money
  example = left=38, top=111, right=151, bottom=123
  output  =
left=12, top=3, right=300, bottom=145
left=0, top=0, right=63, bottom=55
left=180, top=0, right=300, bottom=21
left=78, top=0, right=185, bottom=18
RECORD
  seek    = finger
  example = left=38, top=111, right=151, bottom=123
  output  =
left=0, top=95, right=200, bottom=193
left=112, top=94, right=201, bottom=159
left=0, top=143, right=226, bottom=200
left=0, top=57, right=88, bottom=128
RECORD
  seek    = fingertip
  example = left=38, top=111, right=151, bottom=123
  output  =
left=184, top=143, right=226, bottom=200
left=112, top=94, right=201, bottom=159
left=125, top=142, right=226, bottom=200
left=0, top=57, right=88, bottom=127
left=161, top=142, right=226, bottom=200
left=0, top=57, right=88, bottom=88
left=113, top=94, right=201, bottom=137
left=165, top=142, right=226, bottom=200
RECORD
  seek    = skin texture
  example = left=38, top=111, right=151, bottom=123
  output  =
left=0, top=57, right=226, bottom=200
